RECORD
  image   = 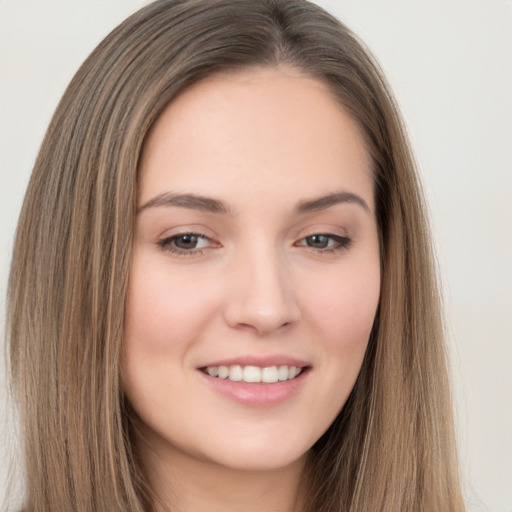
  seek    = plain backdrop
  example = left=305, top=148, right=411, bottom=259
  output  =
left=1, top=1, right=511, bottom=511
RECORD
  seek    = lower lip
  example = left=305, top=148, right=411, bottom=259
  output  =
left=198, top=369, right=310, bottom=407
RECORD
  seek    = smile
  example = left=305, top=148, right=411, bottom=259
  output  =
left=202, top=365, right=304, bottom=383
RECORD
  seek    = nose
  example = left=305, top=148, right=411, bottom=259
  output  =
left=223, top=246, right=301, bottom=336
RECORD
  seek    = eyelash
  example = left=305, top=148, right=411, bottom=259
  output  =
left=157, top=232, right=352, bottom=256
left=295, top=234, right=352, bottom=254
left=158, top=233, right=212, bottom=256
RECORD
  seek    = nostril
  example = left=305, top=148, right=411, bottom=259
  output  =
left=229, top=313, right=298, bottom=336
left=222, top=261, right=301, bottom=334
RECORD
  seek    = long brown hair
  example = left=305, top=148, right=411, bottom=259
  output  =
left=7, top=0, right=465, bottom=510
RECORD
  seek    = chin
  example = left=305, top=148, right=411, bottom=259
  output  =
left=208, top=449, right=309, bottom=473
left=194, top=432, right=313, bottom=473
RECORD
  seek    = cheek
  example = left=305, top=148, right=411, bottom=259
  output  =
left=121, top=255, right=220, bottom=425
left=299, top=257, right=380, bottom=407
left=121, top=255, right=220, bottom=404
left=123, top=257, right=216, bottom=353
left=304, top=262, right=380, bottom=346
left=289, top=261, right=380, bottom=441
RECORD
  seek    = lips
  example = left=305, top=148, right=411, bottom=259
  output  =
left=197, top=356, right=311, bottom=406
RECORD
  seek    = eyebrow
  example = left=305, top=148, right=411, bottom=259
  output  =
left=138, top=190, right=370, bottom=215
left=295, top=191, right=371, bottom=214
left=138, top=192, right=232, bottom=214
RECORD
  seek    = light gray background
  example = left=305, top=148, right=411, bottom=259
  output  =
left=1, top=1, right=511, bottom=511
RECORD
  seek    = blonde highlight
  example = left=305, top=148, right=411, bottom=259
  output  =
left=7, top=1, right=464, bottom=510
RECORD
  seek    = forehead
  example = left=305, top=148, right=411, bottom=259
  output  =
left=139, top=66, right=374, bottom=212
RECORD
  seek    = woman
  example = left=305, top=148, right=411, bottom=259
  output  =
left=6, top=0, right=465, bottom=510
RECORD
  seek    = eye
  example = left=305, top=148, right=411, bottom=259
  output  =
left=158, top=233, right=215, bottom=255
left=295, top=234, right=351, bottom=252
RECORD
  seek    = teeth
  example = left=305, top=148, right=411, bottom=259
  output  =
left=204, top=364, right=303, bottom=383
left=206, top=367, right=218, bottom=377
left=218, top=366, right=229, bottom=379
left=277, top=365, right=289, bottom=381
left=261, top=366, right=278, bottom=383
left=243, top=365, right=261, bottom=383
left=228, top=365, right=243, bottom=381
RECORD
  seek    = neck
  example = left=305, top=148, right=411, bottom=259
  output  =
left=137, top=436, right=308, bottom=512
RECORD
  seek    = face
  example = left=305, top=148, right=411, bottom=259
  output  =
left=122, top=67, right=381, bottom=473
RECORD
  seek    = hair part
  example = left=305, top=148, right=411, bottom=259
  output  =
left=7, top=0, right=464, bottom=510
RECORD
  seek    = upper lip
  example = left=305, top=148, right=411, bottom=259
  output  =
left=199, top=355, right=311, bottom=369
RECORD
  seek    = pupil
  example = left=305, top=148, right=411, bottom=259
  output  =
left=308, top=235, right=329, bottom=248
left=176, top=234, right=197, bottom=249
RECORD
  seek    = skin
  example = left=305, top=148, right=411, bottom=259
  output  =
left=122, top=66, right=381, bottom=512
